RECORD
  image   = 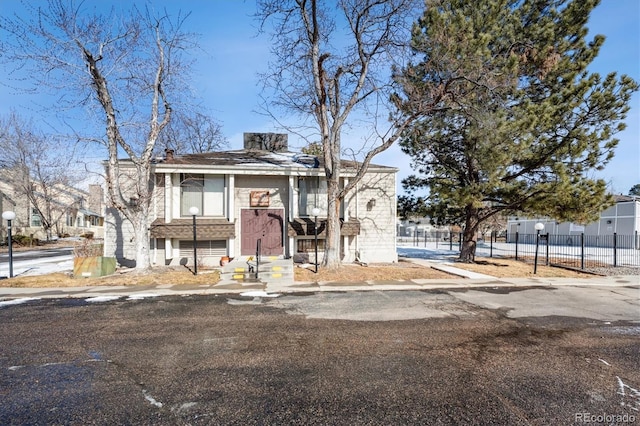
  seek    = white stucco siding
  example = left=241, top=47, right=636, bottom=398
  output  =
left=353, top=171, right=397, bottom=263
left=152, top=173, right=165, bottom=220
left=102, top=168, right=143, bottom=267
left=103, top=206, right=137, bottom=267
left=234, top=175, right=289, bottom=210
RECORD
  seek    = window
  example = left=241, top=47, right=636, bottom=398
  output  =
left=66, top=214, right=75, bottom=227
left=180, top=174, right=224, bottom=217
left=297, top=238, right=325, bottom=253
left=298, top=177, right=327, bottom=216
left=30, top=208, right=42, bottom=227
left=179, top=240, right=226, bottom=257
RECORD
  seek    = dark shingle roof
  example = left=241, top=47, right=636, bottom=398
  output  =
left=153, top=149, right=395, bottom=171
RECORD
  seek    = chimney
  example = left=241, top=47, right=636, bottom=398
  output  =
left=88, top=184, right=104, bottom=215
left=165, top=148, right=174, bottom=162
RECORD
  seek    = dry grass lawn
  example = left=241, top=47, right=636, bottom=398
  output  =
left=295, top=259, right=453, bottom=282
left=295, top=257, right=592, bottom=283
left=446, top=257, right=592, bottom=278
left=1, top=254, right=592, bottom=289
left=1, top=267, right=221, bottom=288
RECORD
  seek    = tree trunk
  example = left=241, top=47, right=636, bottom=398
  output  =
left=133, top=210, right=151, bottom=271
left=458, top=206, right=480, bottom=263
left=323, top=176, right=342, bottom=269
left=132, top=163, right=153, bottom=271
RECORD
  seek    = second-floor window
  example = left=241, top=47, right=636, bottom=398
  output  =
left=180, top=174, right=224, bottom=217
left=298, top=176, right=327, bottom=217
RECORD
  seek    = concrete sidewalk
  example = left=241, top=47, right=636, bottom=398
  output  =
left=0, top=271, right=637, bottom=301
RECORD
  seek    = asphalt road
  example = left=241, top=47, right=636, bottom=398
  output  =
left=0, top=247, right=73, bottom=262
left=0, top=287, right=638, bottom=425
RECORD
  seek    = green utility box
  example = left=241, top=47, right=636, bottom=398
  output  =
left=74, top=256, right=117, bottom=278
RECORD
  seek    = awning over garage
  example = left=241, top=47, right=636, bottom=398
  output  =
left=150, top=218, right=235, bottom=239
left=288, top=218, right=360, bottom=237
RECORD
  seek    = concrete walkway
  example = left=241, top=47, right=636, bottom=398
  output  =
left=0, top=269, right=637, bottom=301
left=407, top=258, right=496, bottom=279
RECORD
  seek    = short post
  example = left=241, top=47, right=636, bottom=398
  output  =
left=580, top=232, right=585, bottom=270
left=2, top=211, right=16, bottom=278
left=545, top=233, right=550, bottom=266
left=534, top=222, right=544, bottom=274
left=189, top=206, right=199, bottom=275
left=312, top=207, right=320, bottom=273
left=490, top=231, right=494, bottom=258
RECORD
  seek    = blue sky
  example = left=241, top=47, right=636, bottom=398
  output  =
left=1, top=0, right=638, bottom=195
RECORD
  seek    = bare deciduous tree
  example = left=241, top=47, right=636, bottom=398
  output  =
left=156, top=110, right=227, bottom=154
left=257, top=0, right=426, bottom=268
left=0, top=112, right=83, bottom=240
left=0, top=1, right=198, bottom=270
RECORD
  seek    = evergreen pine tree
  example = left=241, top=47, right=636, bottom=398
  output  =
left=396, top=0, right=638, bottom=262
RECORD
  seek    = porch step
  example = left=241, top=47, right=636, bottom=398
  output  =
left=219, top=256, right=294, bottom=286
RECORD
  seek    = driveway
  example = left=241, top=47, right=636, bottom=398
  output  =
left=0, top=287, right=638, bottom=424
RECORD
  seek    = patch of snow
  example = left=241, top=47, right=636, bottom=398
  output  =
left=397, top=246, right=459, bottom=262
left=142, top=390, right=163, bottom=408
left=127, top=293, right=160, bottom=300
left=85, top=296, right=122, bottom=303
left=617, top=376, right=640, bottom=412
left=240, top=291, right=280, bottom=298
left=0, top=297, right=41, bottom=307
left=171, top=402, right=197, bottom=413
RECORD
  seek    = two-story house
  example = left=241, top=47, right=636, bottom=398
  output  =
left=104, top=133, right=399, bottom=267
left=0, top=167, right=104, bottom=242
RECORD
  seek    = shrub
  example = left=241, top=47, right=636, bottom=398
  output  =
left=11, top=234, right=36, bottom=247
left=74, top=238, right=103, bottom=257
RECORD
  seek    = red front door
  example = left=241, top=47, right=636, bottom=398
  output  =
left=241, top=209, right=284, bottom=256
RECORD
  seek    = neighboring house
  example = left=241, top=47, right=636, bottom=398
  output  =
left=104, top=133, right=399, bottom=267
left=397, top=217, right=449, bottom=239
left=506, top=195, right=640, bottom=248
left=0, top=167, right=104, bottom=241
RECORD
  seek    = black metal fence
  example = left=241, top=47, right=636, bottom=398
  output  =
left=500, top=232, right=640, bottom=269
left=397, top=231, right=461, bottom=250
left=397, top=231, right=640, bottom=269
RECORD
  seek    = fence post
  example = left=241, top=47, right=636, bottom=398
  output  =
left=449, top=231, right=453, bottom=251
left=515, top=231, right=519, bottom=261
left=613, top=233, right=617, bottom=267
left=580, top=233, right=585, bottom=270
left=545, top=233, right=549, bottom=266
left=459, top=233, right=462, bottom=251
left=490, top=231, right=494, bottom=258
